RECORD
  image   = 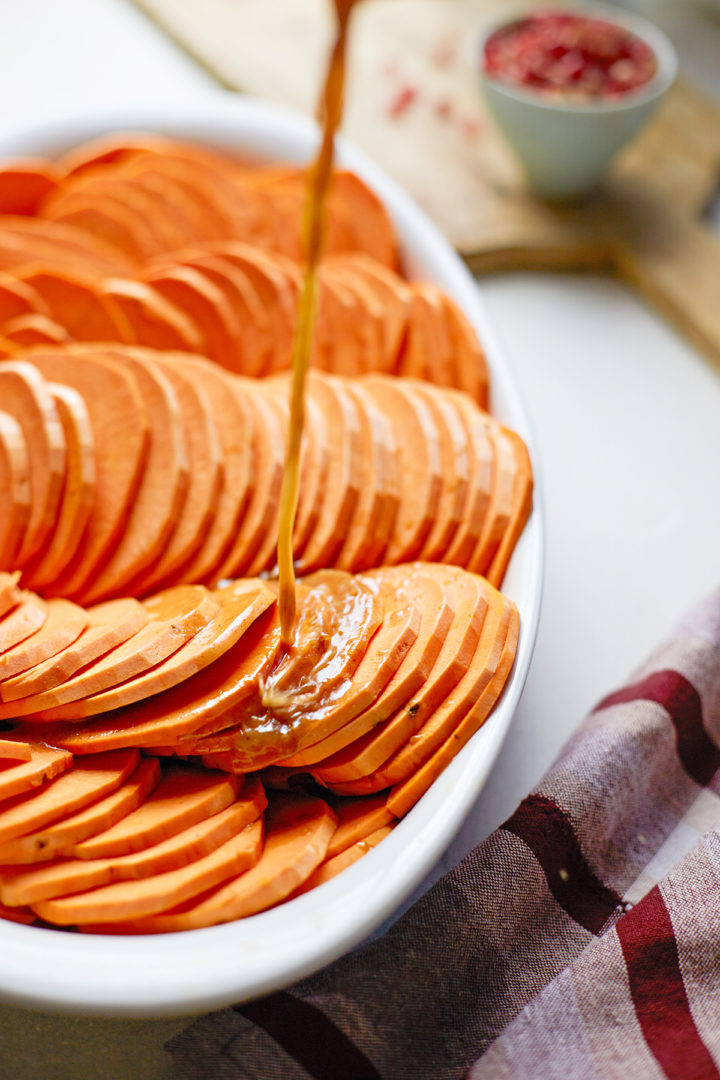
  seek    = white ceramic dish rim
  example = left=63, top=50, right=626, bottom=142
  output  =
left=471, top=1, right=677, bottom=114
left=0, top=94, right=544, bottom=1018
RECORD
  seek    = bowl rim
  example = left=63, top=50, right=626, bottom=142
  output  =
left=469, top=1, right=677, bottom=114
left=0, top=94, right=544, bottom=1017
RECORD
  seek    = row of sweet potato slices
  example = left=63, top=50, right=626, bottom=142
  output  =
left=0, top=135, right=400, bottom=271
left=0, top=245, right=488, bottom=404
left=0, top=346, right=531, bottom=602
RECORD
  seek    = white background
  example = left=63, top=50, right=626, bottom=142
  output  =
left=0, top=1, right=718, bottom=1076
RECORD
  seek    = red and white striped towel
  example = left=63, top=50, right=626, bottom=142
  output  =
left=168, top=586, right=720, bottom=1080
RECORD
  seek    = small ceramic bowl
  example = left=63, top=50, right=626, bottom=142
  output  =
left=472, top=4, right=677, bottom=199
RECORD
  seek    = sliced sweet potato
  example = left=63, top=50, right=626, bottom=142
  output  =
left=21, top=383, right=95, bottom=590
left=294, top=824, right=393, bottom=896
left=469, top=422, right=515, bottom=577
left=279, top=566, right=452, bottom=767
left=128, top=356, right=224, bottom=593
left=2, top=313, right=71, bottom=346
left=485, top=428, right=533, bottom=589
left=326, top=265, right=386, bottom=375
left=1, top=774, right=265, bottom=907
left=325, top=253, right=409, bottom=373
left=0, top=584, right=217, bottom=720
left=0, top=216, right=132, bottom=277
left=143, top=265, right=243, bottom=370
left=326, top=170, right=399, bottom=270
left=0, top=572, right=22, bottom=619
left=32, top=816, right=263, bottom=925
left=0, top=412, right=30, bottom=570
left=0, top=599, right=87, bottom=681
left=442, top=294, right=490, bottom=409
left=0, top=756, right=160, bottom=865
left=48, top=582, right=275, bottom=721
left=16, top=269, right=134, bottom=343
left=0, top=597, right=149, bottom=703
left=0, top=748, right=138, bottom=846
left=0, top=743, right=73, bottom=803
left=0, top=740, right=32, bottom=761
left=119, top=161, right=231, bottom=242
left=313, top=273, right=366, bottom=376
left=362, top=375, right=442, bottom=565
left=34, top=606, right=282, bottom=754
left=0, top=361, right=66, bottom=566
left=325, top=794, right=395, bottom=859
left=162, top=354, right=253, bottom=585
left=73, top=762, right=242, bottom=860
left=290, top=391, right=328, bottom=560
left=42, top=189, right=161, bottom=264
left=387, top=602, right=520, bottom=816
left=74, top=346, right=189, bottom=603
left=58, top=173, right=188, bottom=254
left=314, top=566, right=488, bottom=784
left=25, top=348, right=150, bottom=598
left=0, top=594, right=47, bottom=656
left=0, top=272, right=49, bottom=323
left=106, top=793, right=335, bottom=932
left=400, top=284, right=452, bottom=386
left=100, top=278, right=203, bottom=352
left=443, top=392, right=495, bottom=569
left=0, top=900, right=34, bottom=924
left=413, top=381, right=472, bottom=563
left=0, top=160, right=60, bottom=215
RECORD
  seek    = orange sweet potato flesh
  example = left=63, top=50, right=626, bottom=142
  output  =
left=107, top=793, right=336, bottom=932
left=0, top=756, right=160, bottom=865
left=0, top=584, right=217, bottom=720
left=443, top=294, right=489, bottom=409
left=2, top=313, right=71, bottom=346
left=0, top=598, right=87, bottom=681
left=34, top=606, right=282, bottom=754
left=0, top=740, right=32, bottom=762
left=22, top=383, right=95, bottom=590
left=143, top=265, right=243, bottom=370
left=32, top=816, right=263, bottom=925
left=0, top=160, right=60, bottom=215
left=16, top=269, right=134, bottom=343
left=0, top=743, right=73, bottom=803
left=24, top=349, right=150, bottom=598
left=443, top=392, right=494, bottom=569
left=73, top=346, right=190, bottom=604
left=128, top=355, right=224, bottom=594
left=486, top=429, right=533, bottom=589
left=0, top=217, right=132, bottom=278
left=0, top=573, right=22, bottom=619
left=46, top=582, right=275, bottom=721
left=0, top=594, right=48, bottom=655
left=100, top=279, right=203, bottom=353
left=469, top=422, right=515, bottom=577
left=324, top=794, right=395, bottom=860
left=1, top=774, right=265, bottom=907
left=0, top=748, right=138, bottom=846
left=0, top=597, right=149, bottom=703
left=294, top=824, right=393, bottom=896
left=73, top=762, right=242, bottom=860
left=0, top=361, right=66, bottom=567
left=0, top=272, right=49, bottom=322
left=0, top=412, right=30, bottom=570
left=41, top=189, right=162, bottom=264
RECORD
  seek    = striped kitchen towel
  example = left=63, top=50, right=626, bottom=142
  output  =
left=168, top=585, right=720, bottom=1080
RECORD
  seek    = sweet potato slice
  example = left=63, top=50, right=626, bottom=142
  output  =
left=0, top=412, right=30, bottom=570
left=25, top=348, right=150, bottom=597
left=50, top=582, right=275, bottom=721
left=485, top=429, right=533, bottom=589
left=413, top=382, right=472, bottom=563
left=128, top=356, right=224, bottom=594
left=400, top=284, right=452, bottom=386
left=326, top=170, right=400, bottom=270
left=279, top=566, right=452, bottom=767
left=0, top=599, right=87, bottom=681
left=326, top=265, right=386, bottom=375
left=42, top=189, right=162, bottom=264
left=443, top=392, right=495, bottom=569
left=314, top=566, right=488, bottom=784
left=0, top=594, right=47, bottom=656
left=0, top=748, right=138, bottom=846
left=331, top=588, right=513, bottom=797
left=0, top=361, right=66, bottom=566
left=0, top=573, right=22, bottom=619
left=313, top=273, right=365, bottom=377
left=74, top=346, right=189, bottom=603
left=443, top=294, right=489, bottom=409
left=290, top=391, right=328, bottom=560
left=109, top=793, right=335, bottom=932
left=0, top=217, right=132, bottom=277
left=2, top=313, right=71, bottom=346
left=73, top=763, right=242, bottom=860
left=211, top=379, right=281, bottom=581
left=0, top=743, right=73, bottom=803
left=362, top=376, right=442, bottom=565
left=0, top=900, right=34, bottom=924
left=0, top=597, right=148, bottom=703
left=325, top=253, right=409, bottom=372
left=2, top=774, right=265, bottom=907
left=21, top=383, right=95, bottom=590
left=16, top=269, right=134, bottom=343
left=0, top=160, right=60, bottom=215
left=0, top=272, right=49, bottom=323
left=325, top=794, right=395, bottom=859
left=469, top=423, right=515, bottom=577
left=0, top=756, right=160, bottom=865
left=57, top=173, right=188, bottom=255
left=143, top=265, right=242, bottom=370
left=387, top=603, right=520, bottom=816
left=0, top=585, right=217, bottom=720
left=294, top=824, right=393, bottom=896
left=163, top=355, right=254, bottom=585
left=100, top=278, right=203, bottom=352
left=0, top=740, right=32, bottom=762
left=119, top=160, right=231, bottom=242
left=36, top=607, right=282, bottom=754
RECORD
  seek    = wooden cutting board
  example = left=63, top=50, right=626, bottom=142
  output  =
left=134, top=0, right=720, bottom=366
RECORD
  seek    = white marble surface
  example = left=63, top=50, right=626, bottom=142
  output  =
left=0, top=1, right=719, bottom=1076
